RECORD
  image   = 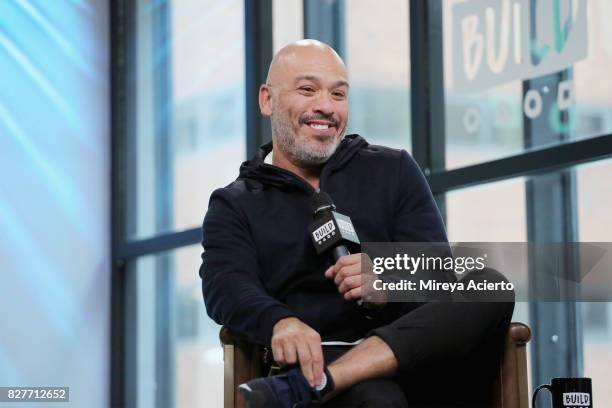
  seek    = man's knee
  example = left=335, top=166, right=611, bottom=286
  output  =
left=328, top=379, right=409, bottom=408
left=460, top=267, right=515, bottom=302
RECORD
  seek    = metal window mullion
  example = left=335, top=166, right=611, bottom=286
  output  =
left=303, top=0, right=345, bottom=58
left=524, top=68, right=582, bottom=401
left=426, top=133, right=612, bottom=194
left=245, top=0, right=273, bottom=158
left=409, top=0, right=446, bottom=219
left=115, top=228, right=201, bottom=260
left=110, top=0, right=133, bottom=406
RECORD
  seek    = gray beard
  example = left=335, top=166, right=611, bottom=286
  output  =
left=271, top=113, right=342, bottom=167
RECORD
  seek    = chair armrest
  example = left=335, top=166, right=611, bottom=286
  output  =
left=508, top=322, right=531, bottom=346
left=220, top=326, right=265, bottom=408
left=496, top=322, right=532, bottom=408
left=219, top=326, right=241, bottom=346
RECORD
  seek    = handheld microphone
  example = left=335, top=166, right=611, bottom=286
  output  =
left=309, top=191, right=370, bottom=307
left=308, top=191, right=360, bottom=262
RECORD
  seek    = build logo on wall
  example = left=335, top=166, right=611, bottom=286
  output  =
left=451, top=0, right=588, bottom=93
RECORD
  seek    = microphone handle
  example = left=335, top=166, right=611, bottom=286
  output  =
left=332, top=245, right=350, bottom=262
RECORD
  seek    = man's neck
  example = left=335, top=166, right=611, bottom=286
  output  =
left=269, top=149, right=321, bottom=190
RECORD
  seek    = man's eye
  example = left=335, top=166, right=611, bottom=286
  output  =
left=299, top=87, right=315, bottom=93
left=333, top=91, right=346, bottom=98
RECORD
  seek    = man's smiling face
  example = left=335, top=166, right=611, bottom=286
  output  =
left=260, top=41, right=349, bottom=167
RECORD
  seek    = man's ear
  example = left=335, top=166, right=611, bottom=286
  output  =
left=259, top=84, right=273, bottom=117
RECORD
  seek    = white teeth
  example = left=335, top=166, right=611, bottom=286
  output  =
left=310, top=123, right=329, bottom=130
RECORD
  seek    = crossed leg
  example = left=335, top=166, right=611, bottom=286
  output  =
left=319, top=299, right=514, bottom=407
left=324, top=336, right=398, bottom=400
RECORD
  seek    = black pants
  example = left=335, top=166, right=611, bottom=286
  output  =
left=320, top=346, right=409, bottom=408
left=321, top=300, right=514, bottom=408
left=268, top=268, right=514, bottom=407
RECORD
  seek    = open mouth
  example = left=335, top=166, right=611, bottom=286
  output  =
left=303, top=119, right=336, bottom=133
left=309, top=123, right=330, bottom=130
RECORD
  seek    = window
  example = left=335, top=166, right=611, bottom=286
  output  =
left=273, top=0, right=303, bottom=53
left=345, top=0, right=411, bottom=150
left=112, top=2, right=612, bottom=406
left=127, top=245, right=222, bottom=408
left=443, top=0, right=612, bottom=170
left=126, top=0, right=246, bottom=240
left=446, top=177, right=531, bottom=390
left=439, top=0, right=612, bottom=400
left=446, top=178, right=526, bottom=242
left=577, top=158, right=612, bottom=406
left=113, top=1, right=246, bottom=407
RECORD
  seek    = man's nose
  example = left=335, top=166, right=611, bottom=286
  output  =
left=312, top=91, right=335, bottom=115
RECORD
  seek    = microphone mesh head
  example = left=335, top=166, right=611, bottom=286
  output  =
left=311, top=191, right=335, bottom=215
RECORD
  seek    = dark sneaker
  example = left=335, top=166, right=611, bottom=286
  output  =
left=238, top=366, right=335, bottom=408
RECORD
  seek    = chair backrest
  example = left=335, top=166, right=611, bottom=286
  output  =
left=221, top=322, right=532, bottom=408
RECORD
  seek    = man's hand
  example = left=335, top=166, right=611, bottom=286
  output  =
left=324, top=253, right=387, bottom=306
left=271, top=317, right=324, bottom=387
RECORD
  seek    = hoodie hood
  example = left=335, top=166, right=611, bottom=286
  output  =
left=238, top=134, right=369, bottom=191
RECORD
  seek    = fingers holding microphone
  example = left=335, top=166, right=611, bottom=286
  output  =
left=326, top=254, right=387, bottom=306
left=325, top=253, right=362, bottom=300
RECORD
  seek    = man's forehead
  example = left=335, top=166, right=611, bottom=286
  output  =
left=271, top=59, right=348, bottom=86
left=292, top=74, right=349, bottom=88
left=267, top=41, right=347, bottom=85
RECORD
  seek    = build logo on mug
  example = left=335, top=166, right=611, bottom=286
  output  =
left=532, top=377, right=592, bottom=408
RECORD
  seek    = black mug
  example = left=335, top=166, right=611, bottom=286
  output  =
left=532, top=377, right=592, bottom=408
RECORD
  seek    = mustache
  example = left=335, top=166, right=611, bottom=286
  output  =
left=299, top=114, right=339, bottom=127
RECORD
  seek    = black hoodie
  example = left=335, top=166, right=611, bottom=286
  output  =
left=199, top=134, right=448, bottom=345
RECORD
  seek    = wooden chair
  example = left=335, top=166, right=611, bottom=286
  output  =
left=220, top=327, right=265, bottom=408
left=493, top=322, right=532, bottom=408
left=220, top=322, right=532, bottom=408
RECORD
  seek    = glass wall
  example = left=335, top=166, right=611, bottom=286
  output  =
left=129, top=245, right=222, bottom=408
left=441, top=1, right=612, bottom=404
left=114, top=1, right=612, bottom=406
left=118, top=1, right=246, bottom=407
left=446, top=178, right=527, bottom=242
left=577, top=158, right=612, bottom=405
left=446, top=178, right=531, bottom=389
left=345, top=0, right=411, bottom=149
left=127, top=0, right=246, bottom=240
left=443, top=0, right=612, bottom=170
left=446, top=159, right=612, bottom=405
left=273, top=0, right=303, bottom=53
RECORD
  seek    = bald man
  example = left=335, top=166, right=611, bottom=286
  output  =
left=200, top=40, right=513, bottom=407
left=260, top=40, right=349, bottom=183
